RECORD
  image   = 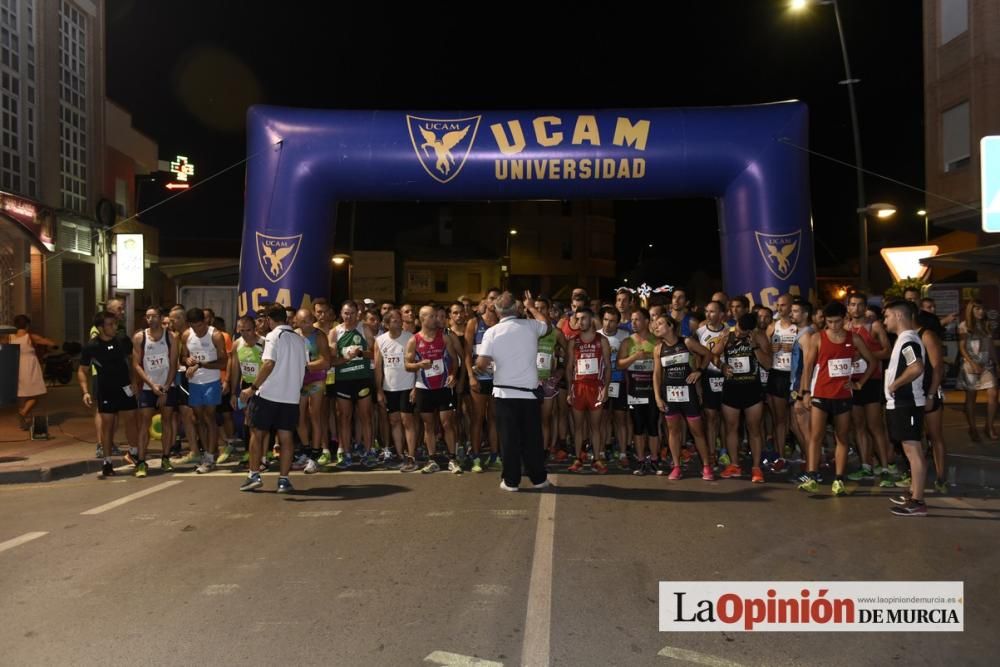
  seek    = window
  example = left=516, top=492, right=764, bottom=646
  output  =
left=942, top=102, right=970, bottom=172
left=940, top=0, right=968, bottom=45
left=59, top=1, right=87, bottom=213
left=433, top=270, right=448, bottom=294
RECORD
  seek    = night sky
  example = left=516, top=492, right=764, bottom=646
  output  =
left=107, top=0, right=924, bottom=283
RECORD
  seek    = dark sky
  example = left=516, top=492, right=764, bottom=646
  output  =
left=106, top=0, right=925, bottom=279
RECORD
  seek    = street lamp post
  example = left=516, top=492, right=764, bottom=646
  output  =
left=503, top=229, right=517, bottom=291
left=792, top=0, right=869, bottom=288
left=332, top=253, right=352, bottom=300
left=917, top=209, right=928, bottom=243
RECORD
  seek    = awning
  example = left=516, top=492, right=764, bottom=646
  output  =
left=920, top=244, right=1000, bottom=272
left=158, top=258, right=238, bottom=279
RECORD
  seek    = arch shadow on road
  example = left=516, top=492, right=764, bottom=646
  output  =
left=281, top=483, right=412, bottom=502
left=550, top=483, right=777, bottom=503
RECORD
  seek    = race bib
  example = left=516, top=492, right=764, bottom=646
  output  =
left=760, top=368, right=769, bottom=383
left=773, top=351, right=792, bottom=371
left=661, top=352, right=690, bottom=368
left=709, top=377, right=724, bottom=393
left=666, top=385, right=689, bottom=402
left=122, top=385, right=134, bottom=397
left=828, top=358, right=852, bottom=378
left=851, top=358, right=868, bottom=374
left=729, top=356, right=751, bottom=374
left=192, top=351, right=209, bottom=363
left=146, top=353, right=167, bottom=371
left=240, top=361, right=259, bottom=377
left=607, top=382, right=620, bottom=398
left=628, top=394, right=649, bottom=405
left=630, top=358, right=654, bottom=372
left=576, top=358, right=599, bottom=377
left=536, top=352, right=552, bottom=371
left=383, top=354, right=402, bottom=369
left=425, top=359, right=445, bottom=377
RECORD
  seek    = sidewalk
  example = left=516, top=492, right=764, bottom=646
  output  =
left=2, top=383, right=998, bottom=484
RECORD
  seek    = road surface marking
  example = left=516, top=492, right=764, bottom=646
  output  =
left=0, top=531, right=47, bottom=554
left=521, top=490, right=555, bottom=667
left=424, top=651, right=504, bottom=667
left=298, top=510, right=342, bottom=517
left=658, top=645, right=746, bottom=666
left=427, top=510, right=455, bottom=517
left=202, top=584, right=240, bottom=595
left=473, top=584, right=510, bottom=596
left=491, top=509, right=528, bottom=518
left=80, top=480, right=183, bottom=515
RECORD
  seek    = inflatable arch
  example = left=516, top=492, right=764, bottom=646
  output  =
left=238, top=102, right=815, bottom=315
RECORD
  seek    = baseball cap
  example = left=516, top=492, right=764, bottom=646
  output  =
left=363, top=298, right=376, bottom=307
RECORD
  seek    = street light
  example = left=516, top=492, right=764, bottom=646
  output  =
left=917, top=209, right=929, bottom=243
left=503, top=229, right=518, bottom=291
left=790, top=0, right=869, bottom=288
left=332, top=253, right=352, bottom=299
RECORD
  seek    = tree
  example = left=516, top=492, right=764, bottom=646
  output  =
left=884, top=277, right=925, bottom=300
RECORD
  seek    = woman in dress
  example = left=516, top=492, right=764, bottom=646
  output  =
left=957, top=300, right=998, bottom=440
left=12, top=314, right=56, bottom=430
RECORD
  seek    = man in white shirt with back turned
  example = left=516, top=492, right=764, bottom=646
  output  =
left=239, top=304, right=308, bottom=494
left=476, top=291, right=552, bottom=491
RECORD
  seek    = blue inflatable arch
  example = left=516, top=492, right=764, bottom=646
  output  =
left=238, top=102, right=815, bottom=315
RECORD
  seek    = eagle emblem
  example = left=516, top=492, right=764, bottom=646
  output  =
left=755, top=231, right=802, bottom=281
left=255, top=232, right=302, bottom=284
left=406, top=115, right=481, bottom=183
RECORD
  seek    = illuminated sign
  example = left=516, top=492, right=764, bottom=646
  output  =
left=116, top=233, right=144, bottom=289
left=165, top=182, right=190, bottom=190
left=880, top=245, right=939, bottom=282
left=169, top=155, right=195, bottom=181
left=982, top=136, right=1000, bottom=233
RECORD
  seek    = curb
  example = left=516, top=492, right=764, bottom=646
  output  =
left=0, top=457, right=126, bottom=484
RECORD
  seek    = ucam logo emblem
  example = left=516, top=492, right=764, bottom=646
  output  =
left=755, top=230, right=802, bottom=281
left=256, top=232, right=302, bottom=283
left=406, top=115, right=482, bottom=184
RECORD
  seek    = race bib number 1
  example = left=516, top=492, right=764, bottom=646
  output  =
left=666, top=385, right=689, bottom=402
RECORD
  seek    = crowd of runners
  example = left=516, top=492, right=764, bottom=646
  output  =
left=74, top=283, right=996, bottom=517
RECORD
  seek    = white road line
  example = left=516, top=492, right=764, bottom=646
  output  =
left=657, top=645, right=746, bottom=667
left=0, top=531, right=47, bottom=554
left=424, top=650, right=504, bottom=667
left=80, top=480, right=183, bottom=515
left=521, top=490, right=555, bottom=667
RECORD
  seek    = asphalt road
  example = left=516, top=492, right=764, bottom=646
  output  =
left=0, top=466, right=997, bottom=666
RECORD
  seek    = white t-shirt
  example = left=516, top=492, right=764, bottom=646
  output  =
left=258, top=324, right=308, bottom=405
left=376, top=330, right=415, bottom=392
left=479, top=317, right=550, bottom=399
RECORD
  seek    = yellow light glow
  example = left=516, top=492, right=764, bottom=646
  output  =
left=790, top=0, right=809, bottom=10
left=917, top=209, right=927, bottom=216
left=332, top=256, right=345, bottom=266
left=509, top=229, right=518, bottom=235
left=876, top=208, right=896, bottom=219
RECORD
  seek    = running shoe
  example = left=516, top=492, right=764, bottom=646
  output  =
left=847, top=465, right=874, bottom=481
left=100, top=461, right=115, bottom=478
left=667, top=466, right=682, bottom=481
left=568, top=459, right=584, bottom=473
left=592, top=460, right=608, bottom=474
left=134, top=461, right=148, bottom=478
left=797, top=477, right=819, bottom=493
left=448, top=459, right=463, bottom=474
left=751, top=467, right=764, bottom=484
left=239, top=473, right=263, bottom=492
left=471, top=457, right=483, bottom=473
left=701, top=465, right=715, bottom=481
left=216, top=443, right=235, bottom=465
left=421, top=460, right=440, bottom=474
left=160, top=457, right=174, bottom=473
left=832, top=479, right=846, bottom=496
left=277, top=477, right=294, bottom=494
left=890, top=501, right=927, bottom=517
left=720, top=464, right=742, bottom=479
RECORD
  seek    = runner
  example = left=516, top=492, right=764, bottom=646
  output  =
left=465, top=291, right=501, bottom=472
left=132, top=307, right=178, bottom=477
left=329, top=300, right=376, bottom=467
left=845, top=292, right=895, bottom=486
left=400, top=303, right=418, bottom=334
left=669, top=287, right=701, bottom=337
left=882, top=301, right=928, bottom=517
left=375, top=309, right=419, bottom=472
left=765, top=294, right=796, bottom=472
left=558, top=289, right=590, bottom=341
left=615, top=288, right=635, bottom=334
left=728, top=296, right=749, bottom=331
left=405, top=306, right=463, bottom=474
left=717, top=313, right=772, bottom=482
left=446, top=301, right=470, bottom=464
left=534, top=296, right=568, bottom=461
left=652, top=313, right=714, bottom=480
left=566, top=309, right=611, bottom=473
left=916, top=310, right=949, bottom=494
left=797, top=302, right=876, bottom=495
left=168, top=306, right=199, bottom=464
left=696, top=301, right=729, bottom=466
left=229, top=316, right=265, bottom=468
left=181, top=308, right=229, bottom=474
left=78, top=310, right=140, bottom=478
left=617, top=308, right=661, bottom=473
left=788, top=298, right=814, bottom=465
left=598, top=306, right=630, bottom=469
left=295, top=309, right=330, bottom=473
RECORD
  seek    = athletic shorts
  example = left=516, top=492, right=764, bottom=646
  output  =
left=188, top=380, right=222, bottom=407
left=473, top=378, right=494, bottom=396
left=571, top=382, right=602, bottom=412
left=94, top=384, right=138, bottom=414
left=663, top=384, right=702, bottom=420
left=335, top=378, right=373, bottom=402
left=139, top=387, right=179, bottom=410
left=810, top=396, right=853, bottom=417
left=629, top=399, right=661, bottom=436
left=852, top=378, right=883, bottom=406
left=248, top=395, right=299, bottom=433
left=766, top=370, right=791, bottom=399
left=217, top=392, right=233, bottom=413
left=175, top=371, right=189, bottom=406
left=888, top=405, right=924, bottom=443
left=301, top=381, right=324, bottom=398
left=701, top=372, right=725, bottom=410
left=540, top=376, right=560, bottom=400
left=416, top=387, right=456, bottom=413
left=722, top=382, right=763, bottom=410
left=384, top=389, right=415, bottom=414
left=607, top=381, right=628, bottom=411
